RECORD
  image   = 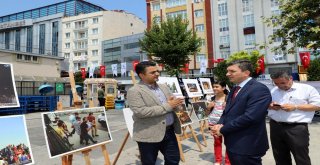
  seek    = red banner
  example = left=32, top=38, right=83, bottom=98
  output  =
left=183, top=63, right=189, bottom=74
left=100, top=65, right=106, bottom=77
left=80, top=68, right=86, bottom=79
left=256, top=56, right=265, bottom=74
left=299, top=52, right=311, bottom=69
left=132, top=60, right=139, bottom=71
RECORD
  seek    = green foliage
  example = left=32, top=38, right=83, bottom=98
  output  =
left=213, top=50, right=263, bottom=84
left=139, top=16, right=201, bottom=77
left=213, top=60, right=232, bottom=87
left=263, top=0, right=320, bottom=55
left=307, top=58, right=320, bottom=81
left=74, top=72, right=84, bottom=83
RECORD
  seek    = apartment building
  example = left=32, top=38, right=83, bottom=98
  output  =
left=146, top=0, right=214, bottom=73
left=62, top=10, right=146, bottom=72
left=211, top=0, right=298, bottom=73
left=0, top=0, right=104, bottom=78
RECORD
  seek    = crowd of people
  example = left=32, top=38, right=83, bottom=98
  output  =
left=0, top=144, right=32, bottom=165
left=52, top=112, right=99, bottom=147
left=126, top=60, right=320, bottom=165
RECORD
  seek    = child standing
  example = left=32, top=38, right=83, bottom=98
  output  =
left=207, top=81, right=230, bottom=165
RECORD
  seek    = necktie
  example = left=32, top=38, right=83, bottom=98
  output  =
left=232, top=86, right=241, bottom=100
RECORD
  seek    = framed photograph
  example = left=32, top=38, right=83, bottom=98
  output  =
left=175, top=104, right=193, bottom=127
left=191, top=102, right=210, bottom=121
left=0, top=115, right=34, bottom=165
left=199, top=78, right=214, bottom=94
left=0, top=63, right=19, bottom=108
left=182, top=79, right=203, bottom=98
left=41, top=107, right=112, bottom=158
left=158, top=77, right=183, bottom=97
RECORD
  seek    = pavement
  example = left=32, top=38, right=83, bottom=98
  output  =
left=22, top=109, right=320, bottom=165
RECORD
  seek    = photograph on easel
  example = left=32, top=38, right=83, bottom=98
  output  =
left=158, top=77, right=183, bottom=97
left=0, top=63, right=19, bottom=108
left=191, top=102, right=210, bottom=121
left=182, top=79, right=203, bottom=98
left=175, top=104, right=193, bottom=127
left=0, top=115, right=34, bottom=165
left=41, top=107, right=112, bottom=158
left=199, top=78, right=214, bottom=94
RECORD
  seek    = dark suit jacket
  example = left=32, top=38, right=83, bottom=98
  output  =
left=218, top=79, right=272, bottom=156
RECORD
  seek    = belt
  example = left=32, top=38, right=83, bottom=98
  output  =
left=270, top=119, right=307, bottom=126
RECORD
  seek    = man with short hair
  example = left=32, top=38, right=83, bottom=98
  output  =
left=268, top=70, right=320, bottom=165
left=127, top=61, right=184, bottom=165
left=211, top=60, right=272, bottom=165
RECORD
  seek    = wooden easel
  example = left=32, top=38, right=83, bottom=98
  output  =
left=57, top=72, right=111, bottom=165
left=112, top=70, right=136, bottom=165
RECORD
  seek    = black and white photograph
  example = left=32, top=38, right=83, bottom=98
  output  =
left=158, top=77, right=183, bottom=97
left=0, top=63, right=19, bottom=108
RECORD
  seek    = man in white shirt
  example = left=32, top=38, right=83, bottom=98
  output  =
left=269, top=70, right=320, bottom=165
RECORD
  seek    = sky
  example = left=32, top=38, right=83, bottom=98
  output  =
left=0, top=115, right=31, bottom=149
left=0, top=0, right=147, bottom=22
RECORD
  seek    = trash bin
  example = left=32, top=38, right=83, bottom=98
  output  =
left=115, top=100, right=125, bottom=110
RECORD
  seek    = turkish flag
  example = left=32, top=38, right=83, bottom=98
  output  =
left=256, top=56, right=265, bottom=74
left=80, top=68, right=86, bottom=79
left=217, top=58, right=224, bottom=63
left=100, top=65, right=106, bottom=77
left=132, top=60, right=139, bottom=71
left=183, top=63, right=189, bottom=74
left=299, top=52, right=311, bottom=69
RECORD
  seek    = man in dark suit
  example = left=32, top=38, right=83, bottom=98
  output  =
left=211, top=60, right=272, bottom=165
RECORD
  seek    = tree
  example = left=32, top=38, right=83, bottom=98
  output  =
left=139, top=16, right=201, bottom=76
left=307, top=58, right=320, bottom=81
left=264, top=0, right=320, bottom=54
left=213, top=50, right=263, bottom=87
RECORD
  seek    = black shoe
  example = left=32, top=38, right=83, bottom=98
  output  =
left=93, top=141, right=97, bottom=144
left=86, top=142, right=90, bottom=145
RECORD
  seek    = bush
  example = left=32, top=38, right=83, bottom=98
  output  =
left=307, top=57, right=320, bottom=81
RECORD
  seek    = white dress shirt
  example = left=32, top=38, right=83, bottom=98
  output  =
left=268, top=82, right=320, bottom=123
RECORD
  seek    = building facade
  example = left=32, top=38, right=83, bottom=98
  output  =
left=146, top=0, right=214, bottom=71
left=102, top=33, right=147, bottom=77
left=211, top=0, right=298, bottom=74
left=61, top=10, right=146, bottom=72
left=0, top=0, right=104, bottom=78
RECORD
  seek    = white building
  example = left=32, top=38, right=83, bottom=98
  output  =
left=61, top=10, right=146, bottom=72
left=211, top=0, right=298, bottom=73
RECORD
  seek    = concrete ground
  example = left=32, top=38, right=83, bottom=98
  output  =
left=21, top=110, right=320, bottom=165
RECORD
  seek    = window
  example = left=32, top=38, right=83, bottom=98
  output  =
left=76, top=41, right=87, bottom=49
left=16, top=54, right=39, bottom=63
left=93, top=17, right=99, bottom=24
left=15, top=30, right=21, bottom=51
left=65, top=43, right=70, bottom=49
left=196, top=54, right=206, bottom=62
left=92, top=28, right=98, bottom=34
left=64, top=53, right=70, bottom=58
left=195, top=24, right=205, bottom=32
left=273, top=29, right=282, bottom=42
left=219, top=18, right=229, bottom=32
left=166, top=0, right=187, bottom=8
left=39, top=24, right=46, bottom=54
left=65, top=32, right=70, bottom=38
left=200, top=39, right=206, bottom=46
left=27, top=27, right=33, bottom=53
left=92, top=50, right=98, bottom=56
left=244, top=34, right=256, bottom=46
left=242, top=0, right=253, bottom=13
left=243, top=14, right=254, bottom=27
left=24, top=55, right=31, bottom=61
left=194, top=9, right=203, bottom=18
left=74, top=62, right=87, bottom=71
left=75, top=21, right=87, bottom=29
left=220, top=49, right=230, bottom=59
left=92, top=61, right=98, bottom=68
left=66, top=23, right=70, bottom=28
left=79, top=32, right=87, bottom=39
left=273, top=50, right=286, bottom=61
left=167, top=10, right=187, bottom=19
left=153, top=16, right=161, bottom=24
left=194, top=0, right=204, bottom=2
left=219, top=35, right=230, bottom=45
left=17, top=54, right=23, bottom=60
left=218, top=3, right=228, bottom=16
left=271, top=0, right=279, bottom=7
left=152, top=3, right=160, bottom=11
left=32, top=56, right=38, bottom=62
left=92, top=39, right=98, bottom=45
